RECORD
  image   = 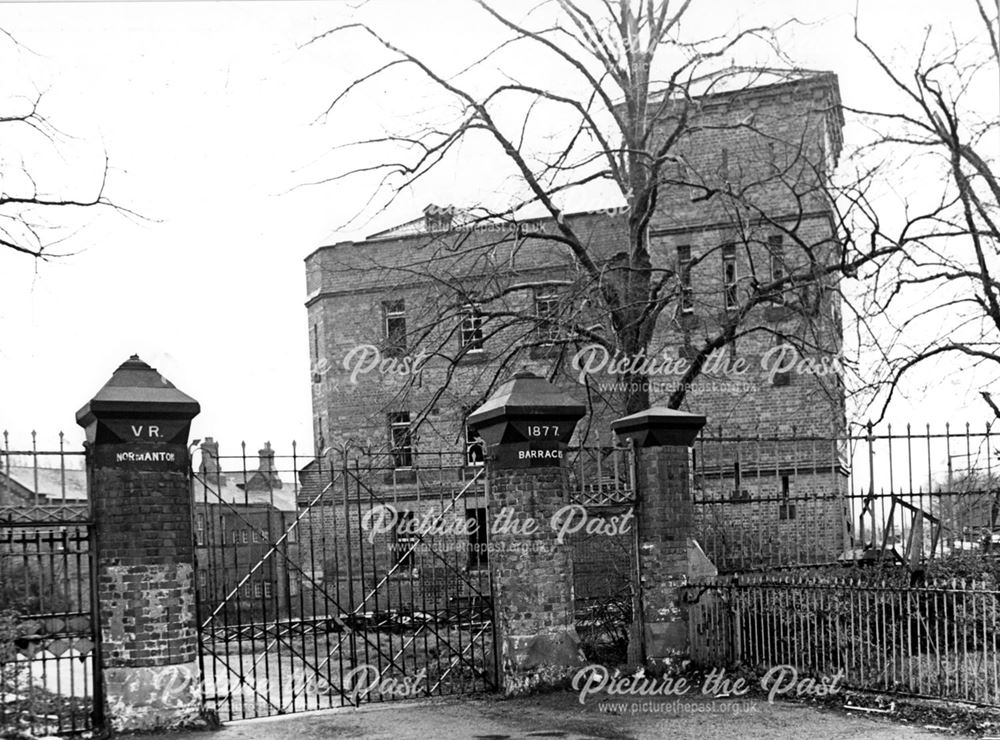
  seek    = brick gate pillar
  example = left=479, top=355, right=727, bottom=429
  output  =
left=611, top=408, right=707, bottom=662
left=76, top=355, right=203, bottom=732
left=467, top=371, right=586, bottom=695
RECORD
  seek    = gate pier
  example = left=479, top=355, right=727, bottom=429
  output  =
left=611, top=407, right=707, bottom=661
left=77, top=355, right=203, bottom=732
left=468, top=371, right=587, bottom=694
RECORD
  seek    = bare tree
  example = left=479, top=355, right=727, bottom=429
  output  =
left=305, top=1, right=909, bottom=437
left=849, top=1, right=1000, bottom=420
left=0, top=30, right=114, bottom=260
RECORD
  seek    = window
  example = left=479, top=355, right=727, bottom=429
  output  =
left=242, top=529, right=250, bottom=544
left=197, top=570, right=206, bottom=598
left=467, top=507, right=488, bottom=568
left=394, top=510, right=417, bottom=568
left=241, top=583, right=251, bottom=597
left=312, top=324, right=319, bottom=358
left=722, top=244, right=737, bottom=310
left=253, top=582, right=263, bottom=598
left=263, top=581, right=273, bottom=598
left=535, top=291, right=561, bottom=344
left=718, top=147, right=729, bottom=180
left=252, top=528, right=259, bottom=543
left=465, top=422, right=485, bottom=466
left=768, top=235, right=786, bottom=304
left=286, top=521, right=297, bottom=544
left=677, top=245, right=693, bottom=313
left=730, top=460, right=750, bottom=501
left=388, top=412, right=413, bottom=468
left=383, top=300, right=407, bottom=357
left=195, top=514, right=205, bottom=546
left=779, top=475, right=796, bottom=520
left=232, top=530, right=240, bottom=545
left=460, top=304, right=484, bottom=351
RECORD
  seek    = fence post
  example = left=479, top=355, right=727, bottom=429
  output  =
left=612, top=407, right=708, bottom=662
left=76, top=355, right=203, bottom=732
left=468, top=371, right=586, bottom=695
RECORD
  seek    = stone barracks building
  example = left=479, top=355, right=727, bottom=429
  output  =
left=302, top=72, right=850, bottom=579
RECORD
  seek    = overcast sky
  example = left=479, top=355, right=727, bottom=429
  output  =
left=0, top=0, right=992, bottom=459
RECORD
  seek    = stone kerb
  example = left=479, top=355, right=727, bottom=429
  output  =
left=76, top=355, right=204, bottom=732
left=467, top=371, right=586, bottom=695
left=611, top=407, right=709, bottom=662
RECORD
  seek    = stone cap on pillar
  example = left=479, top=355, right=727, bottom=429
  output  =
left=467, top=371, right=585, bottom=446
left=76, top=355, right=200, bottom=444
left=611, top=407, right=707, bottom=448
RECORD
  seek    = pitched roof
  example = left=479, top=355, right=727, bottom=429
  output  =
left=1, top=466, right=88, bottom=502
left=192, top=470, right=296, bottom=511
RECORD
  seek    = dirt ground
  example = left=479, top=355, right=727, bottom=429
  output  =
left=153, top=691, right=958, bottom=740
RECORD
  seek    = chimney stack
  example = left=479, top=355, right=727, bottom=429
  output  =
left=199, top=437, right=224, bottom=483
left=256, top=441, right=282, bottom=488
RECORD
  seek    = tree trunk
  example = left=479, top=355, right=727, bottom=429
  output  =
left=623, top=371, right=650, bottom=414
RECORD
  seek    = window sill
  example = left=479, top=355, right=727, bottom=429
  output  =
left=457, top=349, right=490, bottom=365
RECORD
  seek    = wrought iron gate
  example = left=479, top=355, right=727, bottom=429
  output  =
left=1, top=502, right=102, bottom=737
left=1, top=438, right=102, bottom=737
left=193, top=444, right=497, bottom=722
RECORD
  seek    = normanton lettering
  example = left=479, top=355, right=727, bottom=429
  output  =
left=115, top=451, right=177, bottom=463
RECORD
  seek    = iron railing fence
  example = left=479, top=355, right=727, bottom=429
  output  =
left=1, top=432, right=88, bottom=524
left=0, top=433, right=98, bottom=736
left=562, top=439, right=637, bottom=643
left=692, top=422, right=1000, bottom=572
left=565, top=435, right=636, bottom=507
left=685, top=574, right=1000, bottom=707
left=0, top=522, right=100, bottom=735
